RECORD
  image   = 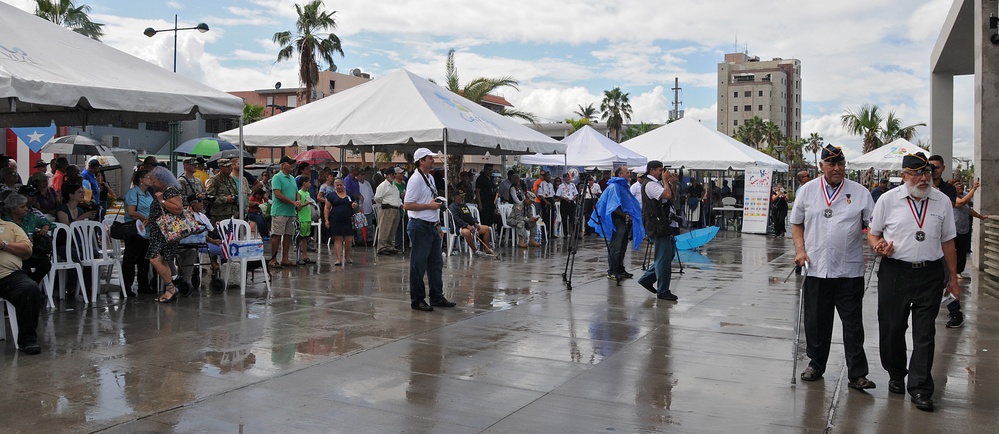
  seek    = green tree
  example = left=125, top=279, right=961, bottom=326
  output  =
left=600, top=87, right=633, bottom=142
left=840, top=104, right=884, bottom=154
left=34, top=0, right=105, bottom=41
left=243, top=103, right=265, bottom=124
left=565, top=118, right=592, bottom=135
left=441, top=49, right=537, bottom=123
left=620, top=122, right=659, bottom=142
left=733, top=116, right=778, bottom=149
left=273, top=0, right=344, bottom=104
left=573, top=103, right=597, bottom=121
left=880, top=111, right=926, bottom=145
left=804, top=132, right=824, bottom=169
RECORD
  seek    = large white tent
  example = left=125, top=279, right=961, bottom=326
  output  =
left=849, top=138, right=922, bottom=171
left=519, top=125, right=647, bottom=170
left=219, top=69, right=564, bottom=156
left=620, top=117, right=788, bottom=172
left=0, top=1, right=243, bottom=128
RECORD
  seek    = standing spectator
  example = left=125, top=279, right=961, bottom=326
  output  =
left=581, top=177, right=602, bottom=235
left=32, top=160, right=48, bottom=178
left=80, top=159, right=101, bottom=211
left=458, top=171, right=477, bottom=208
left=343, top=167, right=361, bottom=202
left=50, top=157, right=68, bottom=195
left=928, top=154, right=964, bottom=328
left=269, top=156, right=300, bottom=268
left=950, top=178, right=989, bottom=279
left=358, top=169, right=375, bottom=245
left=591, top=165, right=643, bottom=279
left=296, top=176, right=316, bottom=265
left=95, top=171, right=115, bottom=210
left=206, top=159, right=239, bottom=224
left=374, top=167, right=404, bottom=255
left=178, top=157, right=206, bottom=205
left=535, top=171, right=555, bottom=238
left=867, top=152, right=959, bottom=412
left=193, top=159, right=210, bottom=187
left=403, top=148, right=455, bottom=312
left=122, top=170, right=153, bottom=294
left=145, top=167, right=184, bottom=304
left=0, top=217, right=43, bottom=354
left=790, top=144, right=876, bottom=390
left=556, top=173, right=578, bottom=238
left=324, top=178, right=356, bottom=266
left=638, top=161, right=680, bottom=302
left=140, top=156, right=160, bottom=171
left=870, top=178, right=891, bottom=203
left=475, top=164, right=497, bottom=227
left=721, top=180, right=732, bottom=198
left=771, top=183, right=789, bottom=238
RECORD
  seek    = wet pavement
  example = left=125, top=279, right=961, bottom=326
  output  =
left=3, top=231, right=998, bottom=433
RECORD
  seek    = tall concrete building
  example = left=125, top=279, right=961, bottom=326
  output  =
left=717, top=53, right=801, bottom=145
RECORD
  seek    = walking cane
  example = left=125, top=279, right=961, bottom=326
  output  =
left=791, top=261, right=808, bottom=385
left=474, top=231, right=501, bottom=260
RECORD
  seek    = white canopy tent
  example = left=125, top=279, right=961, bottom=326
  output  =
left=620, top=117, right=789, bottom=172
left=219, top=69, right=564, bottom=156
left=848, top=138, right=922, bottom=171
left=0, top=2, right=244, bottom=127
left=519, top=125, right=647, bottom=170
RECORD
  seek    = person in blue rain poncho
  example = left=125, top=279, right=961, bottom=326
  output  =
left=589, top=165, right=645, bottom=280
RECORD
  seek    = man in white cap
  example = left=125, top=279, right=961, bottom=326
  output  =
left=403, top=148, right=456, bottom=311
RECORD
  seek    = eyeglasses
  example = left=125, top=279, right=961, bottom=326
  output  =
left=904, top=169, right=932, bottom=177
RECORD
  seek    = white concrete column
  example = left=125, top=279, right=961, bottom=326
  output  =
left=973, top=0, right=999, bottom=275
left=930, top=72, right=954, bottom=179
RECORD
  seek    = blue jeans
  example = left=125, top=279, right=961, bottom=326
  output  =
left=407, top=219, right=444, bottom=305
left=246, top=212, right=270, bottom=238
left=638, top=235, right=674, bottom=296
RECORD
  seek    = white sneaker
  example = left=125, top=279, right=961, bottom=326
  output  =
left=473, top=250, right=485, bottom=257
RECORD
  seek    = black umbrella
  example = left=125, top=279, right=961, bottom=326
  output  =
left=205, top=149, right=254, bottom=169
left=41, top=135, right=113, bottom=156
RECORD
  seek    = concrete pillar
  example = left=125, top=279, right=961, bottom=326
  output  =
left=973, top=0, right=999, bottom=279
left=930, top=73, right=954, bottom=179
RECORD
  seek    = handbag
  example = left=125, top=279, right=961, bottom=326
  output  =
left=30, top=230, right=53, bottom=260
left=109, top=220, right=138, bottom=240
left=156, top=209, right=205, bottom=242
left=352, top=212, right=367, bottom=229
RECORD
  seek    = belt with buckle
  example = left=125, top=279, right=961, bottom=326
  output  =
left=381, top=204, right=399, bottom=209
left=887, top=257, right=940, bottom=269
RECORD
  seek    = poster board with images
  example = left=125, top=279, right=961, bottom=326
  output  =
left=741, top=166, right=773, bottom=234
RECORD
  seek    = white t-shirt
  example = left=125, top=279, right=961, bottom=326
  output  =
left=869, top=186, right=956, bottom=263
left=405, top=170, right=440, bottom=223
left=630, top=181, right=643, bottom=207
left=789, top=177, right=873, bottom=278
left=359, top=180, right=374, bottom=214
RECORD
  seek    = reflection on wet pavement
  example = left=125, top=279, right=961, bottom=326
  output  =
left=2, top=231, right=998, bottom=432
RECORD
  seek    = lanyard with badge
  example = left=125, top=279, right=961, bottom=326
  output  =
left=417, top=168, right=438, bottom=199
left=907, top=197, right=928, bottom=241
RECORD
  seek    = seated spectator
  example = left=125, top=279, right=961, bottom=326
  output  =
left=447, top=189, right=491, bottom=257
left=0, top=217, right=44, bottom=354
left=2, top=192, right=52, bottom=283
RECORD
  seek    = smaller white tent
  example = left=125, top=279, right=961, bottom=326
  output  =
left=620, top=117, right=788, bottom=172
left=519, top=125, right=647, bottom=170
left=849, top=138, right=922, bottom=170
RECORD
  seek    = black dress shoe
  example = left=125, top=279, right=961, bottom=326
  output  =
left=19, top=343, right=41, bottom=355
left=657, top=292, right=679, bottom=301
left=619, top=271, right=634, bottom=279
left=638, top=280, right=657, bottom=294
left=430, top=298, right=457, bottom=307
left=847, top=376, right=876, bottom=390
left=888, top=379, right=905, bottom=395
left=911, top=394, right=934, bottom=411
left=411, top=301, right=434, bottom=312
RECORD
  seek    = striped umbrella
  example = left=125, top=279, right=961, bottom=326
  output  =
left=176, top=137, right=236, bottom=156
left=41, top=135, right=112, bottom=155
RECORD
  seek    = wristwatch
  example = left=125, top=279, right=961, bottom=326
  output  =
left=1, top=240, right=7, bottom=250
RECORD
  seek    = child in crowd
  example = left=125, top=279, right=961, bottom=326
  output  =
left=296, top=176, right=316, bottom=265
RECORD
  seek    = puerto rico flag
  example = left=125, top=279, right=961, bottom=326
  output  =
left=5, top=122, right=56, bottom=181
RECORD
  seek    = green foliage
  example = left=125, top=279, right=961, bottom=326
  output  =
left=243, top=104, right=265, bottom=124
left=620, top=122, right=659, bottom=142
left=573, top=103, right=597, bottom=121
left=840, top=104, right=925, bottom=154
left=34, top=0, right=105, bottom=41
left=274, top=0, right=344, bottom=104
left=564, top=118, right=591, bottom=134
left=600, top=87, right=633, bottom=142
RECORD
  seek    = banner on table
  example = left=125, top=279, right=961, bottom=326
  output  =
left=741, top=166, right=772, bottom=234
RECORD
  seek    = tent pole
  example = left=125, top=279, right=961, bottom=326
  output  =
left=443, top=129, right=449, bottom=201
left=238, top=115, right=245, bottom=221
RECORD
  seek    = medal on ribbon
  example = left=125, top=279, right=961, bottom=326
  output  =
left=820, top=177, right=843, bottom=218
left=907, top=197, right=928, bottom=242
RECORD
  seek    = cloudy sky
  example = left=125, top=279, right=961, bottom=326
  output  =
left=8, top=0, right=975, bottom=160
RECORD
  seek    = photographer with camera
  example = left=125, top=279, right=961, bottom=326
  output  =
left=638, top=161, right=680, bottom=302
left=403, top=148, right=456, bottom=312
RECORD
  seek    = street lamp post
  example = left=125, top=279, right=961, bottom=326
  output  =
left=144, top=15, right=210, bottom=172
left=774, top=145, right=785, bottom=186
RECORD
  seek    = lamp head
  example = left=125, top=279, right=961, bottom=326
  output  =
left=196, top=23, right=210, bottom=33
left=143, top=27, right=156, bottom=37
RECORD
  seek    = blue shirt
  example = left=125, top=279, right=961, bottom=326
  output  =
left=123, top=186, right=153, bottom=222
left=81, top=169, right=100, bottom=205
left=344, top=174, right=360, bottom=200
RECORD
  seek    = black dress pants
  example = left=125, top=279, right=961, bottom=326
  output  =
left=802, top=276, right=869, bottom=379
left=878, top=258, right=944, bottom=397
left=0, top=270, right=42, bottom=348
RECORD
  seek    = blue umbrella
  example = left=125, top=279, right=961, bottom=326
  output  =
left=674, top=226, right=719, bottom=250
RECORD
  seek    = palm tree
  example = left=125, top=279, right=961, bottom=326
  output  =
left=274, top=0, right=344, bottom=104
left=804, top=132, right=824, bottom=169
left=840, top=104, right=884, bottom=154
left=620, top=122, right=659, bottom=142
left=441, top=49, right=538, bottom=123
left=733, top=116, right=778, bottom=149
left=243, top=103, right=265, bottom=124
left=34, top=0, right=105, bottom=41
left=600, top=88, right=633, bottom=142
left=573, top=103, right=597, bottom=121
left=565, top=118, right=591, bottom=135
left=880, top=111, right=925, bottom=145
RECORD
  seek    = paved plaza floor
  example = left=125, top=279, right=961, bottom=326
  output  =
left=2, top=231, right=998, bottom=433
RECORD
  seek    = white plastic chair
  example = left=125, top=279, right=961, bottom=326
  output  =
left=553, top=201, right=562, bottom=237
left=217, top=218, right=271, bottom=296
left=71, top=220, right=126, bottom=303
left=442, top=210, right=468, bottom=257
left=0, top=299, right=18, bottom=349
left=497, top=204, right=516, bottom=247
left=468, top=205, right=495, bottom=250
left=43, top=223, right=87, bottom=307
left=530, top=203, right=548, bottom=244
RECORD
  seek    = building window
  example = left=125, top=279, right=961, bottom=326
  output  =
left=145, top=121, right=169, bottom=132
left=734, top=120, right=738, bottom=126
left=759, top=105, right=763, bottom=111
left=329, top=80, right=336, bottom=92
left=111, top=120, right=138, bottom=129
left=287, top=95, right=297, bottom=108
left=758, top=90, right=763, bottom=97
left=733, top=91, right=738, bottom=98
left=205, top=118, right=237, bottom=134
left=743, top=91, right=750, bottom=97
left=744, top=105, right=751, bottom=111
left=266, top=96, right=274, bottom=106
left=734, top=106, right=739, bottom=112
